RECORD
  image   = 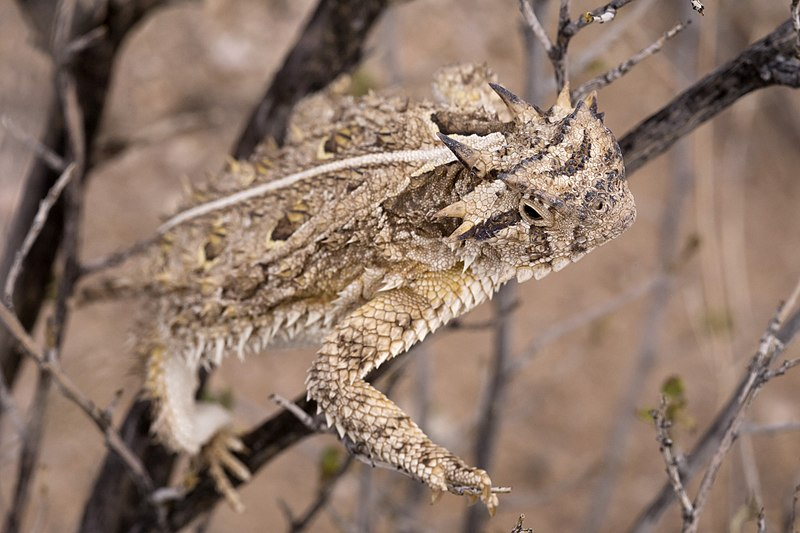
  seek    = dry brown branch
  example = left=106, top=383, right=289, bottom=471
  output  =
left=519, top=0, right=554, bottom=54
left=0, top=304, right=157, bottom=521
left=630, top=279, right=800, bottom=532
left=0, top=114, right=65, bottom=172
left=3, top=163, right=75, bottom=308
left=651, top=400, right=694, bottom=521
left=679, top=281, right=800, bottom=533
left=574, top=21, right=689, bottom=102
left=619, top=18, right=800, bottom=173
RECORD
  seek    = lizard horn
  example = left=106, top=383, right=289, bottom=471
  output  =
left=489, top=83, right=543, bottom=123
left=437, top=133, right=493, bottom=178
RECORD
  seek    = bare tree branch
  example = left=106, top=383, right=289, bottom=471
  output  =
left=630, top=279, right=800, bottom=532
left=3, top=163, right=75, bottom=308
left=0, top=0, right=169, bottom=407
left=651, top=400, right=694, bottom=522
left=620, top=18, right=800, bottom=174
left=233, top=0, right=390, bottom=157
left=574, top=21, right=689, bottom=102
left=78, top=2, right=393, bottom=530
left=519, top=0, right=554, bottom=54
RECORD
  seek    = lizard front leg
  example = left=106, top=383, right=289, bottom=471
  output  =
left=306, top=270, right=502, bottom=514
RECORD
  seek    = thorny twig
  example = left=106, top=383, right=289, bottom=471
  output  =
left=679, top=280, right=800, bottom=533
left=0, top=114, right=66, bottom=172
left=637, top=279, right=800, bottom=533
left=3, top=163, right=76, bottom=308
left=574, top=21, right=690, bottom=102
left=511, top=514, right=534, bottom=533
left=0, top=305, right=157, bottom=511
left=651, top=399, right=694, bottom=522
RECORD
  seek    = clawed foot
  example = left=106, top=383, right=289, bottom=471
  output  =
left=193, top=428, right=251, bottom=512
left=426, top=460, right=503, bottom=516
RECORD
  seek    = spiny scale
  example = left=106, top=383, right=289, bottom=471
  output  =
left=130, top=63, right=635, bottom=516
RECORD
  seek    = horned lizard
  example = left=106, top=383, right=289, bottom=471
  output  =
left=134, top=64, right=635, bottom=514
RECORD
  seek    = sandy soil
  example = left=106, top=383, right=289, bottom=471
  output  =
left=1, top=0, right=799, bottom=531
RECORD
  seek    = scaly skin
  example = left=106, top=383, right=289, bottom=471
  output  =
left=132, top=64, right=635, bottom=513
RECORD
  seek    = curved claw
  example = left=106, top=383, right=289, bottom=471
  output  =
left=200, top=428, right=252, bottom=513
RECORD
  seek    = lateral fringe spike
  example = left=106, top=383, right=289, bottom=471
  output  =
left=449, top=220, right=475, bottom=240
left=434, top=201, right=467, bottom=219
left=488, top=82, right=543, bottom=122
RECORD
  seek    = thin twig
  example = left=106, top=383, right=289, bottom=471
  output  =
left=0, top=114, right=66, bottom=172
left=519, top=0, right=554, bottom=53
left=279, top=456, right=355, bottom=533
left=3, top=163, right=76, bottom=307
left=0, top=362, right=25, bottom=438
left=685, top=282, right=800, bottom=532
left=740, top=421, right=800, bottom=435
left=651, top=399, right=694, bottom=522
left=572, top=0, right=655, bottom=76
left=564, top=0, right=637, bottom=37
left=793, top=0, right=800, bottom=57
left=573, top=21, right=690, bottom=102
left=507, top=276, right=657, bottom=375
left=463, top=283, right=516, bottom=533
left=0, top=304, right=155, bottom=497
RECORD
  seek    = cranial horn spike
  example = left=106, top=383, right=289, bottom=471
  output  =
left=437, top=133, right=489, bottom=176
left=583, top=90, right=598, bottom=112
left=555, top=81, right=573, bottom=111
left=488, top=82, right=543, bottom=122
left=434, top=200, right=467, bottom=219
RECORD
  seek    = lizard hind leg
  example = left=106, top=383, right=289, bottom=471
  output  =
left=305, top=284, right=500, bottom=514
left=145, top=344, right=250, bottom=510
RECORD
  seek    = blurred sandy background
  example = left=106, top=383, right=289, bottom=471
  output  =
left=1, top=0, right=799, bottom=531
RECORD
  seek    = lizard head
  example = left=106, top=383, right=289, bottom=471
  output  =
left=435, top=83, right=636, bottom=282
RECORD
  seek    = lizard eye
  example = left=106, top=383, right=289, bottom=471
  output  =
left=519, top=199, right=549, bottom=226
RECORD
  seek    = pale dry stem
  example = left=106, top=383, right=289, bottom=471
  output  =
left=574, top=21, right=690, bottom=102
left=0, top=304, right=155, bottom=497
left=651, top=400, right=694, bottom=522
left=3, top=163, right=76, bottom=307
